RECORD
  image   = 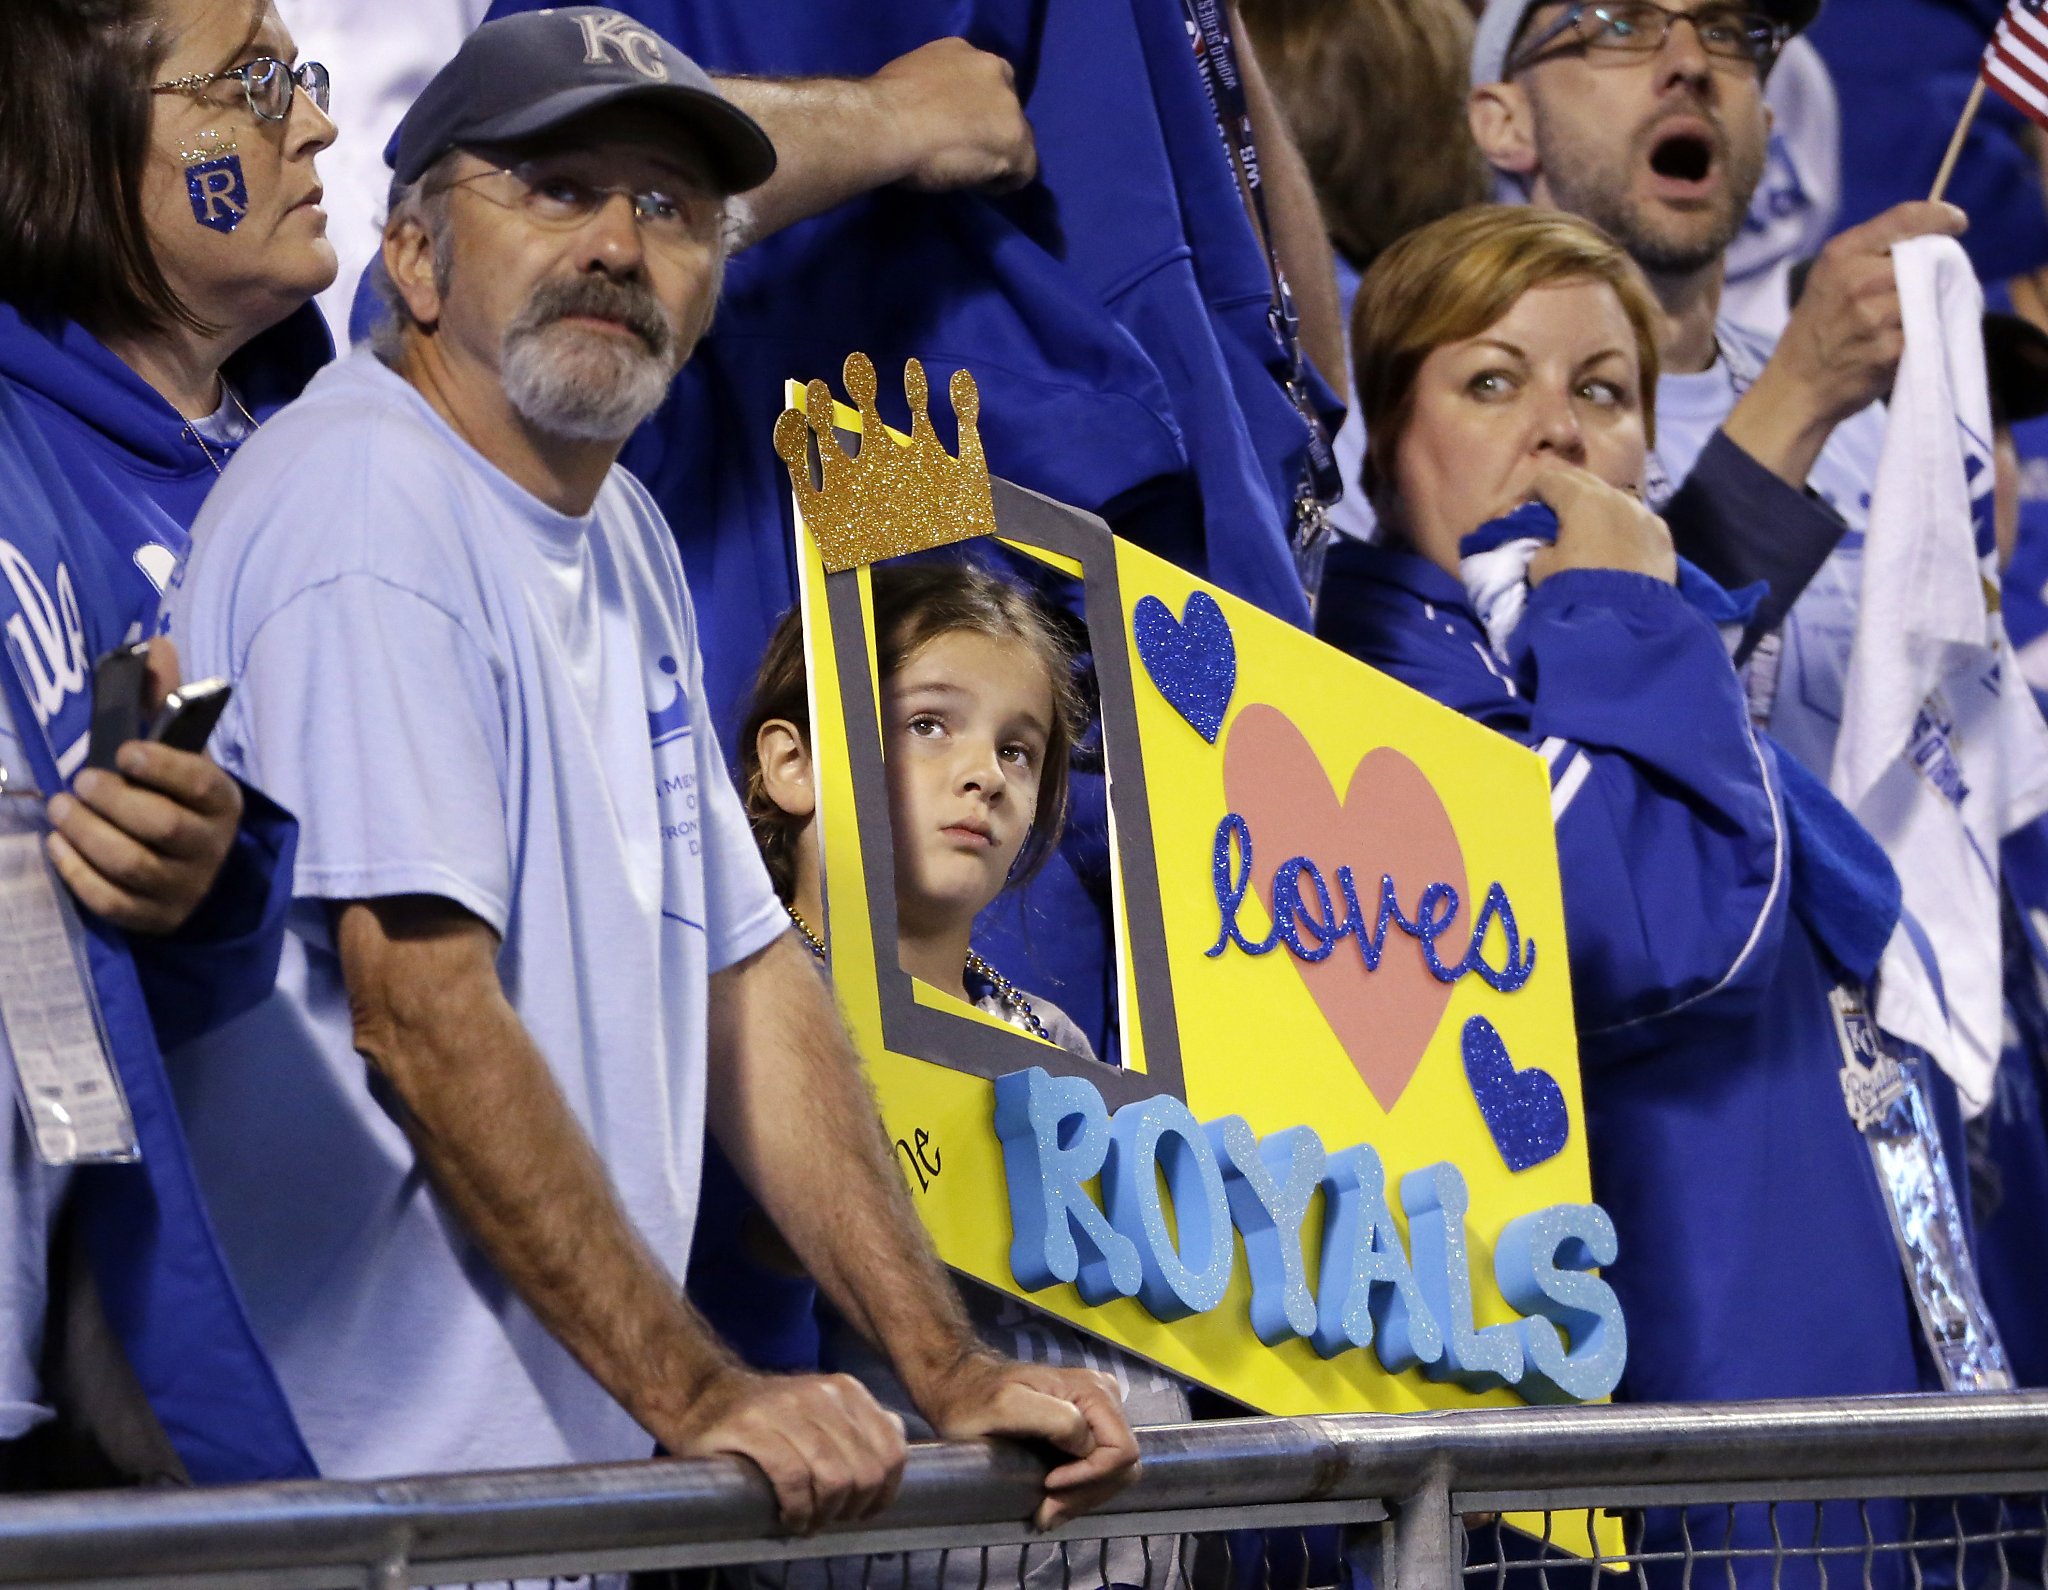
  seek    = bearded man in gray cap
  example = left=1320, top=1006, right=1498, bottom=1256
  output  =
left=165, top=8, right=1136, bottom=1531
left=1467, top=0, right=1965, bottom=724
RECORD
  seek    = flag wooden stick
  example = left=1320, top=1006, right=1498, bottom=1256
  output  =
left=1931, top=77, right=1987, bottom=204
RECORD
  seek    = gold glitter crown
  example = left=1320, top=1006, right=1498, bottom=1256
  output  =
left=774, top=353, right=997, bottom=573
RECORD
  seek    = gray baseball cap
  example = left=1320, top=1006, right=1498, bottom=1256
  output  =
left=1470, top=0, right=1823, bottom=90
left=386, top=6, right=776, bottom=193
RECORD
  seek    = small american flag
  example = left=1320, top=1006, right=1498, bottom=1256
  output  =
left=1985, top=0, right=2048, bottom=129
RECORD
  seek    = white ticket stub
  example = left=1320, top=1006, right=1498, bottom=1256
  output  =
left=0, top=813, right=138, bottom=1165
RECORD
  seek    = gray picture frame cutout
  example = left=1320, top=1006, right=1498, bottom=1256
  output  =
left=814, top=473, right=1189, bottom=1114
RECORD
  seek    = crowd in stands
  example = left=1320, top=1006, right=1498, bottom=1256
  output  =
left=2, top=0, right=2047, bottom=1585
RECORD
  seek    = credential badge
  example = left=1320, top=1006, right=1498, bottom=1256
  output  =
left=1829, top=986, right=1908, bottom=1132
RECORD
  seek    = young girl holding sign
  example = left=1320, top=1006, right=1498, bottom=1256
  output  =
left=738, top=558, right=1187, bottom=1588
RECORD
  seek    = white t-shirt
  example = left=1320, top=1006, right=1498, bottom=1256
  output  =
left=1650, top=320, right=1887, bottom=775
left=165, top=350, right=786, bottom=1479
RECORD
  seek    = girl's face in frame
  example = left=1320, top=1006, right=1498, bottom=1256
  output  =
left=881, top=627, right=1055, bottom=940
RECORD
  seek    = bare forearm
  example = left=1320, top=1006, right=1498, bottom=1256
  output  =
left=716, top=40, right=1035, bottom=248
left=708, top=940, right=1140, bottom=1527
left=709, top=934, right=981, bottom=1393
left=717, top=76, right=910, bottom=245
left=1234, top=12, right=1346, bottom=389
left=340, top=903, right=737, bottom=1444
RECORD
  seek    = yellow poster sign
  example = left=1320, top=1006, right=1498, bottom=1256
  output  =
left=778, top=360, right=1622, bottom=1428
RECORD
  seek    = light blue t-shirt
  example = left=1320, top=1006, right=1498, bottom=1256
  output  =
left=1649, top=319, right=1887, bottom=776
left=165, top=351, right=787, bottom=1479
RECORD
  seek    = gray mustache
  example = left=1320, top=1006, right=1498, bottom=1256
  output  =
left=511, top=277, right=675, bottom=359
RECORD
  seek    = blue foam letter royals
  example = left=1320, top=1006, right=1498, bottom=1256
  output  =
left=994, top=1067, right=1141, bottom=1303
left=1402, top=1162, right=1525, bottom=1390
left=1210, top=1119, right=1323, bottom=1343
left=1103, top=1096, right=1235, bottom=1318
left=1494, top=1205, right=1627, bottom=1403
left=1312, top=1144, right=1443, bottom=1370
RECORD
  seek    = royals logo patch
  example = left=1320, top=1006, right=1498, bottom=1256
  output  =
left=185, top=155, right=248, bottom=234
left=1829, top=987, right=1907, bottom=1131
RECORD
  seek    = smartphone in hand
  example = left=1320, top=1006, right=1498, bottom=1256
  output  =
left=84, top=642, right=152, bottom=772
left=147, top=679, right=232, bottom=755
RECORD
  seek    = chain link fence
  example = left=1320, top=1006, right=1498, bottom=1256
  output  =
left=1, top=1393, right=2044, bottom=1590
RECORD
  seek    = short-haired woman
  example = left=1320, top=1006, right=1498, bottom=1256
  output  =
left=0, top=0, right=336, bottom=1487
left=1317, top=205, right=2001, bottom=1585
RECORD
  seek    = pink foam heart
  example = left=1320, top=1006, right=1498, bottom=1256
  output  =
left=1221, top=703, right=1470, bottom=1111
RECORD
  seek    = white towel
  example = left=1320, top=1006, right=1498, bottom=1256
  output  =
left=1833, top=235, right=2048, bottom=1114
left=1462, top=539, right=1547, bottom=659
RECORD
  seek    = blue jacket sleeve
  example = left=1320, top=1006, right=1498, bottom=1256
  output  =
left=1515, top=569, right=1790, bottom=1042
left=1664, top=429, right=1847, bottom=655
left=129, top=782, right=297, bottom=1050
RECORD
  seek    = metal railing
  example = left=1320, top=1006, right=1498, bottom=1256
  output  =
left=2, top=1392, right=2046, bottom=1590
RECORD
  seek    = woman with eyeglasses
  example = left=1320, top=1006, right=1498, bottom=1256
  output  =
left=0, top=0, right=336, bottom=1490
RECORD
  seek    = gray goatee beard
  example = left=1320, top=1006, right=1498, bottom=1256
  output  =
left=500, top=275, right=680, bottom=442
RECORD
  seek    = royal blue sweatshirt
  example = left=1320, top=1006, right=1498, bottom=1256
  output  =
left=1316, top=539, right=1945, bottom=1588
left=0, top=300, right=329, bottom=1481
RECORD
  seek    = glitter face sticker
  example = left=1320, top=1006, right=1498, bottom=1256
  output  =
left=178, top=130, right=238, bottom=163
left=185, top=154, right=248, bottom=233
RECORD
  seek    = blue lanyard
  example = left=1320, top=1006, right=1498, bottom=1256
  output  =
left=1177, top=0, right=1343, bottom=557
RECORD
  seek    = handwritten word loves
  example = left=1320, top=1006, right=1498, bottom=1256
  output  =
left=1207, top=813, right=1535, bottom=993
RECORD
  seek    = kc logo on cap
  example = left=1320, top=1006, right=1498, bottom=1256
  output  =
left=576, top=12, right=669, bottom=80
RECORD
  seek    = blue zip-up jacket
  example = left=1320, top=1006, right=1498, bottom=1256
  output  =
left=0, top=301, right=326, bottom=1482
left=1318, top=540, right=1927, bottom=1402
left=1317, top=538, right=1939, bottom=1586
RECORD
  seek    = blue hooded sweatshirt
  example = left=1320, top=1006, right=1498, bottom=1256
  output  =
left=0, top=299, right=328, bottom=1482
left=1316, top=538, right=1949, bottom=1589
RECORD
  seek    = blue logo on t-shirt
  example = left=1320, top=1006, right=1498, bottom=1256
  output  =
left=648, top=655, right=692, bottom=746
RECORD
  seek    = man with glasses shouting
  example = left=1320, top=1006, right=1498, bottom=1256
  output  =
left=1470, top=0, right=1967, bottom=676
left=165, top=8, right=1138, bottom=1532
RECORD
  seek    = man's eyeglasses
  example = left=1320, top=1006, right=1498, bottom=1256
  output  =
left=1506, top=2, right=1787, bottom=76
left=151, top=58, right=331, bottom=123
left=444, top=163, right=716, bottom=254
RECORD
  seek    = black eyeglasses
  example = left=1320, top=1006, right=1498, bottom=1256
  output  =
left=151, top=57, right=331, bottom=123
left=1507, top=2, right=1787, bottom=76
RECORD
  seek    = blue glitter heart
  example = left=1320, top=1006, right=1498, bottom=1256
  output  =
left=1460, top=1015, right=1569, bottom=1173
left=1133, top=592, right=1236, bottom=743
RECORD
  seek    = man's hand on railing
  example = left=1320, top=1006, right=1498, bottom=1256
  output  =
left=671, top=1366, right=909, bottom=1536
left=910, top=1348, right=1142, bottom=1530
